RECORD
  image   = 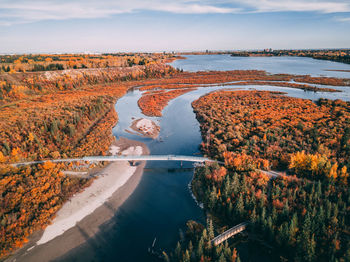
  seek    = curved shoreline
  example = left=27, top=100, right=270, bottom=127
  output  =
left=7, top=137, right=149, bottom=262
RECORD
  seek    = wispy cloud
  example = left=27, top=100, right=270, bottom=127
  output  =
left=231, top=0, right=350, bottom=13
left=0, top=0, right=350, bottom=26
left=335, top=17, right=350, bottom=22
left=0, top=0, right=238, bottom=25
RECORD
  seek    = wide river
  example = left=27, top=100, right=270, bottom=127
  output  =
left=60, top=55, right=350, bottom=261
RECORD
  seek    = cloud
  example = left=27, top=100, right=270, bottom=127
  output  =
left=335, top=17, right=350, bottom=22
left=0, top=0, right=239, bottom=25
left=232, top=0, right=350, bottom=13
left=0, top=0, right=350, bottom=26
left=152, top=4, right=239, bottom=14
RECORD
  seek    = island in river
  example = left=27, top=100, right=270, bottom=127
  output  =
left=130, top=118, right=160, bottom=139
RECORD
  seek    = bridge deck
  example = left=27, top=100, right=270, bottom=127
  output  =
left=11, top=155, right=218, bottom=167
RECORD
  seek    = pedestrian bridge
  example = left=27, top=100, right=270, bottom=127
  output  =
left=211, top=222, right=248, bottom=246
left=11, top=155, right=220, bottom=167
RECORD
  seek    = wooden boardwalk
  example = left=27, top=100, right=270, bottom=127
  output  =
left=211, top=222, right=248, bottom=246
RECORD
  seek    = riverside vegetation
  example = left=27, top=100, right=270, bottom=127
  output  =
left=165, top=91, right=349, bottom=261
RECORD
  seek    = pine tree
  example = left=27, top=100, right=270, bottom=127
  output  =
left=208, top=186, right=217, bottom=210
left=232, top=173, right=239, bottom=194
left=282, top=199, right=289, bottom=220
left=251, top=208, right=257, bottom=224
left=197, top=237, right=204, bottom=258
left=235, top=194, right=244, bottom=218
left=218, top=253, right=226, bottom=262
left=183, top=250, right=190, bottom=262
left=207, top=219, right=215, bottom=240
left=175, top=242, right=182, bottom=260
left=188, top=241, right=193, bottom=254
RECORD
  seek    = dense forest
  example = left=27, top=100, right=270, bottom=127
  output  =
left=182, top=163, right=349, bottom=261
left=167, top=90, right=350, bottom=261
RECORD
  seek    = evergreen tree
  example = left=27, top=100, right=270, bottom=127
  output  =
left=207, top=219, right=215, bottom=240
left=234, top=194, right=244, bottom=218
left=175, top=242, right=182, bottom=260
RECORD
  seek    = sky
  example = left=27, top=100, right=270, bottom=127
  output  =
left=0, top=0, right=350, bottom=53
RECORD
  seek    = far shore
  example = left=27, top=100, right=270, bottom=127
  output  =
left=6, top=137, right=149, bottom=262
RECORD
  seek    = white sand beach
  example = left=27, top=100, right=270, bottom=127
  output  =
left=36, top=144, right=143, bottom=245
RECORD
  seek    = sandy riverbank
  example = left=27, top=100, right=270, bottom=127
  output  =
left=7, top=137, right=149, bottom=262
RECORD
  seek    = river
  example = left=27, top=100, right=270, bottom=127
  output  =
left=171, top=54, right=350, bottom=78
left=55, top=55, right=350, bottom=261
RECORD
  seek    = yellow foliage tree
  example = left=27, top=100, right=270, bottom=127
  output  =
left=328, top=163, right=338, bottom=180
left=0, top=151, right=5, bottom=163
left=339, top=166, right=348, bottom=185
left=28, top=132, right=35, bottom=143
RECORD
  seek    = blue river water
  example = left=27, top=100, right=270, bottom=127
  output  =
left=59, top=56, right=350, bottom=261
left=170, top=54, right=350, bottom=78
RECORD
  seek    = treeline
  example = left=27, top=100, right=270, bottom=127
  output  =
left=312, top=55, right=350, bottom=65
left=30, top=63, right=64, bottom=72
left=230, top=49, right=350, bottom=65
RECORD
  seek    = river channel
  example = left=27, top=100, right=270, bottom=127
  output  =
left=59, top=55, right=350, bottom=261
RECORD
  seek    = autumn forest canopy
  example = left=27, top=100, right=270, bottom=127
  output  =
left=166, top=90, right=349, bottom=262
left=0, top=52, right=349, bottom=261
